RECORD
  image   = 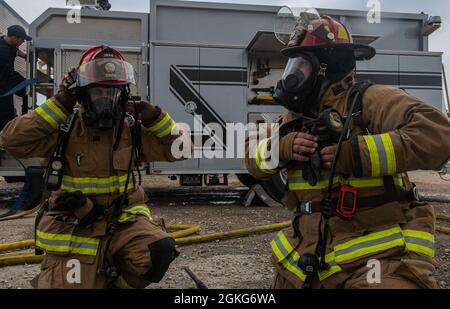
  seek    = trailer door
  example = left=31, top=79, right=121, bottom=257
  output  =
left=198, top=47, right=247, bottom=172
left=151, top=46, right=200, bottom=173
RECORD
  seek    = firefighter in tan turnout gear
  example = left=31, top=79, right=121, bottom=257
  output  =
left=246, top=9, right=450, bottom=289
left=0, top=46, right=192, bottom=289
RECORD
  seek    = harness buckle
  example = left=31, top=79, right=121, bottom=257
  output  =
left=412, top=185, right=420, bottom=201
left=300, top=202, right=313, bottom=215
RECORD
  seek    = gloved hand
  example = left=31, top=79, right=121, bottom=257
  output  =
left=127, top=101, right=161, bottom=126
left=52, top=191, right=87, bottom=212
left=279, top=132, right=318, bottom=162
left=55, top=67, right=78, bottom=112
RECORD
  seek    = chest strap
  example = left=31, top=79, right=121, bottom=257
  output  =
left=297, top=187, right=419, bottom=216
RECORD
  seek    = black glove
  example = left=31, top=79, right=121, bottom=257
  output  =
left=55, top=67, right=78, bottom=112
left=302, top=151, right=323, bottom=186
left=53, top=191, right=87, bottom=212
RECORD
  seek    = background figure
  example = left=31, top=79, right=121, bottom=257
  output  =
left=0, top=25, right=31, bottom=130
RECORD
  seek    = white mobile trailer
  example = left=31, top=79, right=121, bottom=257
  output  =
left=0, top=1, right=446, bottom=189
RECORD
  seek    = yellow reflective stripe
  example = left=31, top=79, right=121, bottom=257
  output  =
left=156, top=119, right=175, bottom=138
left=318, top=251, right=342, bottom=281
left=35, top=99, right=68, bottom=129
left=255, top=138, right=277, bottom=175
left=334, top=227, right=405, bottom=263
left=271, top=232, right=307, bottom=281
left=35, top=230, right=99, bottom=256
left=36, top=230, right=99, bottom=245
left=270, top=238, right=286, bottom=263
left=272, top=228, right=434, bottom=282
left=36, top=107, right=58, bottom=129
left=287, top=170, right=340, bottom=190
left=63, top=174, right=129, bottom=184
left=288, top=177, right=340, bottom=190
left=272, top=232, right=341, bottom=282
left=403, top=230, right=435, bottom=257
left=345, top=175, right=403, bottom=188
left=147, top=113, right=170, bottom=132
left=405, top=243, right=435, bottom=258
left=61, top=174, right=134, bottom=194
left=319, top=265, right=342, bottom=281
left=46, top=99, right=67, bottom=121
left=119, top=205, right=153, bottom=223
left=380, top=133, right=397, bottom=175
left=363, top=135, right=381, bottom=177
left=115, top=276, right=134, bottom=289
left=289, top=170, right=404, bottom=190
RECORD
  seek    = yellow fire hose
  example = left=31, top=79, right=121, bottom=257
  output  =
left=0, top=203, right=42, bottom=222
left=0, top=204, right=448, bottom=268
left=0, top=221, right=290, bottom=267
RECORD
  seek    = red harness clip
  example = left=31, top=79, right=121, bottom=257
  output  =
left=337, top=185, right=358, bottom=219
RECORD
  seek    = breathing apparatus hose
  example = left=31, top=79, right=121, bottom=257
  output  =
left=318, top=92, right=361, bottom=270
left=99, top=99, right=136, bottom=279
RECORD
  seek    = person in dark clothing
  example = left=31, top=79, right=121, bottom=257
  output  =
left=0, top=25, right=32, bottom=131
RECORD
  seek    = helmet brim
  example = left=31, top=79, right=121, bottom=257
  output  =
left=281, top=43, right=376, bottom=61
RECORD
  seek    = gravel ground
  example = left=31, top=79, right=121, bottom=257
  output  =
left=0, top=171, right=448, bottom=289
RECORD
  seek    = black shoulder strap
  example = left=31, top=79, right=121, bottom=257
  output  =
left=347, top=80, right=375, bottom=131
left=347, top=80, right=375, bottom=116
left=347, top=81, right=374, bottom=179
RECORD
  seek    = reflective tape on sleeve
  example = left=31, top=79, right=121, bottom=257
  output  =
left=61, top=174, right=134, bottom=195
left=255, top=138, right=278, bottom=175
left=35, top=230, right=99, bottom=256
left=35, top=99, right=68, bottom=129
left=146, top=113, right=175, bottom=138
left=363, top=134, right=397, bottom=177
left=118, top=205, right=153, bottom=223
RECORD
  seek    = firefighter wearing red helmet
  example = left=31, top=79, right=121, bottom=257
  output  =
left=0, top=46, right=192, bottom=289
left=246, top=8, right=450, bottom=288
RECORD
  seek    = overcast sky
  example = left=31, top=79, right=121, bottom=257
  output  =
left=5, top=0, right=450, bottom=84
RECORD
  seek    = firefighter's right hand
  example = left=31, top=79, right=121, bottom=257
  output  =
left=280, top=132, right=318, bottom=162
left=56, top=68, right=78, bottom=110
left=61, top=67, right=78, bottom=95
left=53, top=191, right=87, bottom=212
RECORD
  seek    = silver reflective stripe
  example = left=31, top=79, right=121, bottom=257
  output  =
left=35, top=236, right=98, bottom=251
left=40, top=102, right=65, bottom=123
left=274, top=235, right=290, bottom=259
left=153, top=118, right=174, bottom=137
left=62, top=179, right=128, bottom=190
left=373, top=135, right=389, bottom=176
left=404, top=236, right=434, bottom=250
left=334, top=232, right=404, bottom=258
left=327, top=260, right=338, bottom=267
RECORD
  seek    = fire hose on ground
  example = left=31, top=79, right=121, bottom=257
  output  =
left=0, top=203, right=449, bottom=268
left=0, top=204, right=292, bottom=267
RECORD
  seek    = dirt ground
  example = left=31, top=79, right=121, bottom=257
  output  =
left=0, top=171, right=448, bottom=289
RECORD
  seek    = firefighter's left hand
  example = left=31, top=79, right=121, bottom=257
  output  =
left=320, top=145, right=337, bottom=170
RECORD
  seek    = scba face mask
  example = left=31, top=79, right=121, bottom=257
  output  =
left=82, top=86, right=128, bottom=130
left=274, top=53, right=324, bottom=114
